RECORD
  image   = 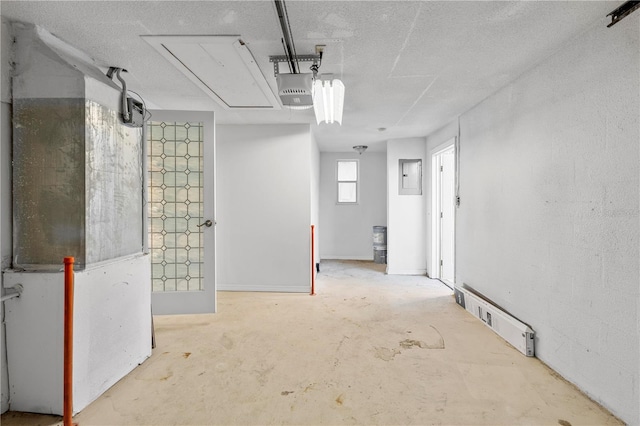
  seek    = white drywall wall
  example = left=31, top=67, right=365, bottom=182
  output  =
left=216, top=124, right=312, bottom=292
left=310, top=134, right=320, bottom=272
left=3, top=254, right=151, bottom=415
left=387, top=138, right=427, bottom=274
left=319, top=152, right=387, bottom=260
left=454, top=15, right=639, bottom=424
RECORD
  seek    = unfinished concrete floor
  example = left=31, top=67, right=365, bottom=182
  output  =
left=2, top=260, right=621, bottom=425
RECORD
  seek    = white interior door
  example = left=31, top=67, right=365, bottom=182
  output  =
left=440, top=148, right=455, bottom=282
left=147, top=111, right=216, bottom=314
left=431, top=140, right=456, bottom=285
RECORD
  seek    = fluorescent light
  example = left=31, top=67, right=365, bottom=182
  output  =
left=313, top=79, right=344, bottom=125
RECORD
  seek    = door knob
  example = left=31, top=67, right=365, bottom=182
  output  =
left=197, top=219, right=213, bottom=228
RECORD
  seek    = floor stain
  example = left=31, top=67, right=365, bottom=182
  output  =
left=220, top=333, right=234, bottom=350
left=374, top=346, right=401, bottom=361
left=400, top=339, right=428, bottom=349
left=254, top=365, right=275, bottom=385
left=183, top=352, right=191, bottom=358
left=558, top=420, right=572, bottom=426
left=335, top=394, right=345, bottom=405
left=303, top=383, right=316, bottom=392
left=159, top=372, right=173, bottom=381
left=281, top=391, right=294, bottom=396
left=429, top=325, right=446, bottom=349
left=399, top=325, right=445, bottom=349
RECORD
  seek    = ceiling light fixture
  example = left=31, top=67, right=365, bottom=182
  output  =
left=269, top=2, right=345, bottom=124
left=313, top=78, right=345, bottom=125
left=353, top=145, right=368, bottom=155
left=276, top=73, right=314, bottom=109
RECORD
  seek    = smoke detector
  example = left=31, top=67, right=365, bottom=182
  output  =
left=276, top=73, right=314, bottom=109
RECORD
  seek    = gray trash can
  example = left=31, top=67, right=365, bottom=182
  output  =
left=373, top=226, right=387, bottom=264
left=373, top=245, right=387, bottom=264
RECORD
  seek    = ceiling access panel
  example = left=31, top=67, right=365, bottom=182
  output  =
left=143, top=35, right=280, bottom=110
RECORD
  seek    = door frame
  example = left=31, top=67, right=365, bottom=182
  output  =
left=147, top=110, right=217, bottom=314
left=430, top=138, right=456, bottom=285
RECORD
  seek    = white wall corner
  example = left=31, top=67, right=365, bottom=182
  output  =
left=386, top=138, right=427, bottom=275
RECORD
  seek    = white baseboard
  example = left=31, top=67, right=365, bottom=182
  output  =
left=320, top=255, right=373, bottom=261
left=217, top=284, right=309, bottom=293
left=386, top=268, right=427, bottom=276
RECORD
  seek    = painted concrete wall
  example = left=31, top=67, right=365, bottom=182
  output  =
left=3, top=255, right=151, bottom=414
left=216, top=124, right=312, bottom=292
left=1, top=23, right=151, bottom=416
left=425, top=121, right=458, bottom=278
left=453, top=15, right=639, bottom=424
left=1, top=102, right=11, bottom=415
left=387, top=139, right=427, bottom=274
left=319, top=152, right=387, bottom=260
left=1, top=17, right=13, bottom=414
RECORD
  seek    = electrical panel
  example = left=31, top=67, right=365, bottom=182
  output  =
left=399, top=159, right=422, bottom=195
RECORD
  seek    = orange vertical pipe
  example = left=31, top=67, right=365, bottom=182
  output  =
left=63, top=257, right=75, bottom=426
left=310, top=225, right=316, bottom=296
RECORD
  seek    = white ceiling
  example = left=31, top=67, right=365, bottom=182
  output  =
left=0, top=1, right=616, bottom=152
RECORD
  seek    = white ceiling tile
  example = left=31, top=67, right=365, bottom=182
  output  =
left=1, top=0, right=615, bottom=151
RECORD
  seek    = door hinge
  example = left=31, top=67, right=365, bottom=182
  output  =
left=440, top=165, right=443, bottom=172
left=440, top=259, right=443, bottom=266
left=440, top=212, right=443, bottom=218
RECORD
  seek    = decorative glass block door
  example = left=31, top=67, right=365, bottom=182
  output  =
left=147, top=111, right=215, bottom=314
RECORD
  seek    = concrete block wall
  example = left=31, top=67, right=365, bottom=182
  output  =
left=1, top=23, right=152, bottom=415
left=1, top=17, right=13, bottom=414
left=452, top=15, right=639, bottom=424
left=3, top=255, right=151, bottom=415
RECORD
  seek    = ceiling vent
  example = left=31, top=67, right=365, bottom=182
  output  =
left=142, top=35, right=280, bottom=110
left=276, top=73, right=313, bottom=109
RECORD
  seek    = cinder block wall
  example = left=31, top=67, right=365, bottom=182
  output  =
left=454, top=15, right=639, bottom=424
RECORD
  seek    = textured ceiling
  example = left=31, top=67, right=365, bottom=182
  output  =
left=1, top=1, right=615, bottom=151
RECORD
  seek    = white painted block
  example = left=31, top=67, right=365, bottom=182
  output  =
left=3, top=254, right=151, bottom=415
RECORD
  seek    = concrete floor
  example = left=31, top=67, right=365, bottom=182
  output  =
left=2, top=260, right=621, bottom=425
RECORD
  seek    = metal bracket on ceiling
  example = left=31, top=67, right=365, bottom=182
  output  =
left=607, top=1, right=640, bottom=27
left=269, top=54, right=321, bottom=77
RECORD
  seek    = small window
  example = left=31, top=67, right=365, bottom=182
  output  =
left=337, top=160, right=358, bottom=203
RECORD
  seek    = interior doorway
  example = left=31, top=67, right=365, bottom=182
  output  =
left=431, top=139, right=456, bottom=287
left=147, top=110, right=216, bottom=315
